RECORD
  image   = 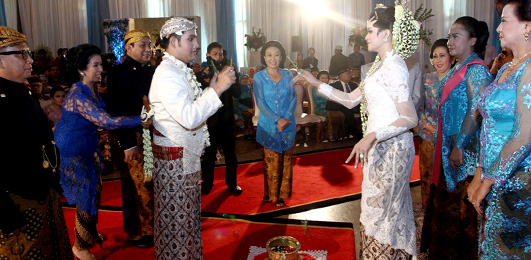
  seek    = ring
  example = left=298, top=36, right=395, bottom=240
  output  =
left=471, top=202, right=475, bottom=205
left=359, top=154, right=364, bottom=159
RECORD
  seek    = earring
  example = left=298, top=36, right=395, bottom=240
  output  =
left=525, top=32, right=529, bottom=41
left=80, top=72, right=85, bottom=77
left=383, top=37, right=388, bottom=43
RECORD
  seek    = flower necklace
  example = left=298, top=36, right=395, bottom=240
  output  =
left=505, top=51, right=531, bottom=80
left=162, top=52, right=211, bottom=148
left=141, top=105, right=154, bottom=182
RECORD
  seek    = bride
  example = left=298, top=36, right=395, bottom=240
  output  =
left=294, top=3, right=419, bottom=259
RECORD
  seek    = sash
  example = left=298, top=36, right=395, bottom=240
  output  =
left=432, top=60, right=487, bottom=186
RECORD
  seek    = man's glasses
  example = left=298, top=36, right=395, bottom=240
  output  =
left=0, top=50, right=33, bottom=60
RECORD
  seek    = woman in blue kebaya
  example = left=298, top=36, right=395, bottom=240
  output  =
left=421, top=17, right=493, bottom=259
left=54, top=44, right=141, bottom=260
left=468, top=0, right=531, bottom=258
left=253, top=40, right=296, bottom=207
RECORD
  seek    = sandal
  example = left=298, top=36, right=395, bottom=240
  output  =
left=263, top=196, right=271, bottom=202
left=275, top=199, right=285, bottom=207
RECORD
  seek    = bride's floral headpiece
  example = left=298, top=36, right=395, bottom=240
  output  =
left=376, top=1, right=420, bottom=59
left=393, top=1, right=420, bottom=59
left=160, top=17, right=198, bottom=39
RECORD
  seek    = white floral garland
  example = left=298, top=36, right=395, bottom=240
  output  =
left=162, top=52, right=211, bottom=148
left=141, top=105, right=154, bottom=182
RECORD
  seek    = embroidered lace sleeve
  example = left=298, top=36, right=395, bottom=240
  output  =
left=484, top=65, right=531, bottom=182
left=253, top=75, right=281, bottom=123
left=374, top=59, right=418, bottom=141
left=317, top=83, right=362, bottom=109
left=68, top=89, right=140, bottom=130
left=456, top=64, right=492, bottom=149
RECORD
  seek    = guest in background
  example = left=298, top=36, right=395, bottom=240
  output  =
left=253, top=40, right=297, bottom=207
left=191, top=63, right=201, bottom=73
left=310, top=67, right=319, bottom=78
left=348, top=44, right=365, bottom=69
left=417, top=38, right=454, bottom=210
left=234, top=74, right=254, bottom=139
left=421, top=16, right=492, bottom=259
left=296, top=51, right=304, bottom=68
left=468, top=1, right=531, bottom=258
left=43, top=86, right=66, bottom=130
left=328, top=45, right=350, bottom=77
left=148, top=17, right=236, bottom=259
left=201, top=41, right=242, bottom=195
left=326, top=66, right=356, bottom=142
left=54, top=44, right=142, bottom=260
left=28, top=74, right=52, bottom=108
left=247, top=66, right=256, bottom=85
left=302, top=47, right=318, bottom=70
left=313, top=70, right=330, bottom=119
left=106, top=29, right=155, bottom=248
left=47, top=62, right=66, bottom=87
left=0, top=25, right=73, bottom=260
left=311, top=70, right=330, bottom=142
left=490, top=48, right=513, bottom=76
left=32, top=48, right=50, bottom=75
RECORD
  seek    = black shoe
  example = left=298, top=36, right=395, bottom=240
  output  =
left=127, top=235, right=153, bottom=248
left=228, top=185, right=242, bottom=195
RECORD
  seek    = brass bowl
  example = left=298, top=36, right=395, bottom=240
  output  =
left=265, top=236, right=301, bottom=260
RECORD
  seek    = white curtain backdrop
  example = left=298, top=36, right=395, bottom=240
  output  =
left=4, top=0, right=18, bottom=30
left=18, top=0, right=88, bottom=56
left=236, top=0, right=302, bottom=68
left=11, top=0, right=496, bottom=67
left=304, top=0, right=372, bottom=72
left=108, top=0, right=148, bottom=19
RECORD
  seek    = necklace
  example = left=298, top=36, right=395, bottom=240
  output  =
left=42, top=141, right=58, bottom=173
left=505, top=51, right=531, bottom=80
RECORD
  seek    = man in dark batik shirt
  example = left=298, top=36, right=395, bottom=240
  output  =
left=106, top=29, right=155, bottom=248
left=0, top=26, right=72, bottom=259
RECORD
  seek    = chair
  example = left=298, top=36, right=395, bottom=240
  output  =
left=294, top=83, right=325, bottom=143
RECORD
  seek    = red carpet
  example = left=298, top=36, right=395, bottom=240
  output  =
left=62, top=208, right=355, bottom=259
left=201, top=148, right=420, bottom=215
left=99, top=148, right=421, bottom=215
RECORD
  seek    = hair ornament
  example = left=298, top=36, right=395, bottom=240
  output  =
left=392, top=0, right=420, bottom=59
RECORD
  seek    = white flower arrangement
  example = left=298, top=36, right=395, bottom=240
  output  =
left=141, top=105, right=154, bottom=182
left=392, top=2, right=420, bottom=60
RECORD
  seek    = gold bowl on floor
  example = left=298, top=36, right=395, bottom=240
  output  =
left=265, top=236, right=302, bottom=260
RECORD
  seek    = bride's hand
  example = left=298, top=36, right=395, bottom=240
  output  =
left=346, top=132, right=376, bottom=169
left=292, top=70, right=321, bottom=87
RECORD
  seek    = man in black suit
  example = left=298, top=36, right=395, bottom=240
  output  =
left=200, top=42, right=242, bottom=195
left=327, top=67, right=362, bottom=141
left=302, top=47, right=318, bottom=70
left=328, top=45, right=350, bottom=77
left=106, top=30, right=155, bottom=248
